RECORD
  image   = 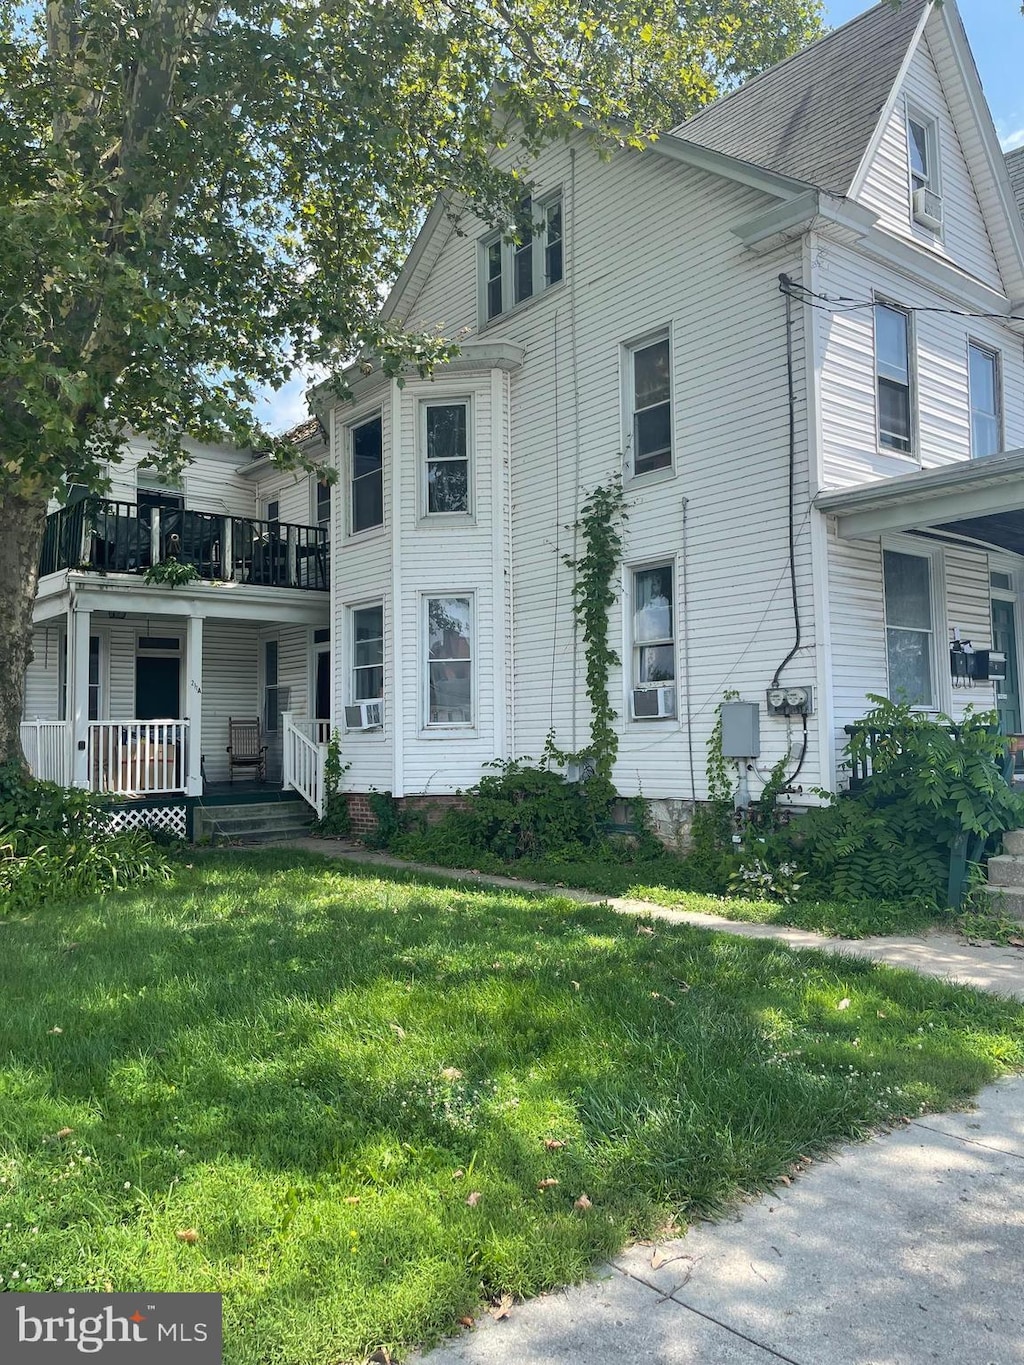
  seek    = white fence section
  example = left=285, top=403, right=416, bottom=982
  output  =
left=88, top=721, right=188, bottom=795
left=20, top=720, right=68, bottom=786
left=282, top=712, right=327, bottom=818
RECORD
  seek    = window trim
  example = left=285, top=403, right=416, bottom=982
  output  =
left=873, top=298, right=917, bottom=461
left=627, top=559, right=678, bottom=722
left=623, top=327, right=675, bottom=481
left=419, top=396, right=473, bottom=520
left=906, top=105, right=940, bottom=196
left=478, top=189, right=565, bottom=325
left=422, top=592, right=476, bottom=732
left=881, top=538, right=946, bottom=713
left=967, top=339, right=1003, bottom=459
left=262, top=633, right=284, bottom=735
left=312, top=471, right=332, bottom=532
left=59, top=629, right=107, bottom=723
left=347, top=409, right=385, bottom=539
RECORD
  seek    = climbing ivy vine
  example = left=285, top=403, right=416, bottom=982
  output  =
left=563, top=475, right=627, bottom=783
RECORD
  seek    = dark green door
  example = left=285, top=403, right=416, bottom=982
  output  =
left=992, top=599, right=1020, bottom=735
left=135, top=656, right=181, bottom=719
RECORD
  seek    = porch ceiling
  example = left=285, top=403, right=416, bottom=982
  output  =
left=33, top=574, right=330, bottom=627
left=815, top=448, right=1024, bottom=552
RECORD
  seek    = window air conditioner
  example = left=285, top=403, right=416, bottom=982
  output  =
left=631, top=685, right=676, bottom=720
left=912, top=187, right=943, bottom=231
left=344, top=700, right=383, bottom=730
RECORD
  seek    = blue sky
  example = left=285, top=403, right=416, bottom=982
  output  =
left=826, top=1, right=1024, bottom=149
left=257, top=1, right=1024, bottom=433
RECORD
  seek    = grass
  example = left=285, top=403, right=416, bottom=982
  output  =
left=1, top=848, right=1023, bottom=1365
left=389, top=842, right=942, bottom=938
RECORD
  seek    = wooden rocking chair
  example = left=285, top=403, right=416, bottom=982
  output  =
left=226, top=717, right=268, bottom=783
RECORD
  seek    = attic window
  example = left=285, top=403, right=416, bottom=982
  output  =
left=907, top=110, right=942, bottom=230
left=480, top=192, right=563, bottom=322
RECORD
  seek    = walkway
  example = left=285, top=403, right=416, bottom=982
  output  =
left=279, top=837, right=1024, bottom=1000
left=277, top=838, right=1024, bottom=1363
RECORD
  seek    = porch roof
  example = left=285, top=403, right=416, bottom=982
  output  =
left=815, top=448, right=1024, bottom=553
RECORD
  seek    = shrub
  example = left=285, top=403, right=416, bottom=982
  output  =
left=0, top=763, right=169, bottom=913
left=780, top=697, right=1024, bottom=908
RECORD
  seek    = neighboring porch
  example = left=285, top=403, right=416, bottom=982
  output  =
left=22, top=580, right=330, bottom=804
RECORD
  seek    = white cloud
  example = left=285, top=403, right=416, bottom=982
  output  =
left=252, top=370, right=314, bottom=435
left=999, top=126, right=1024, bottom=152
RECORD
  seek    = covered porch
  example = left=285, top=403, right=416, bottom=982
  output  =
left=23, top=573, right=330, bottom=799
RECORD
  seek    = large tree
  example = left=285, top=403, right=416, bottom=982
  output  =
left=0, top=0, right=823, bottom=765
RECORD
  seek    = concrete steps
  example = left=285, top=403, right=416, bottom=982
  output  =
left=983, top=829, right=1024, bottom=921
left=194, top=795, right=316, bottom=844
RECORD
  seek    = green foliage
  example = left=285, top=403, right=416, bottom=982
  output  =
left=364, top=790, right=409, bottom=850
left=782, top=697, right=1024, bottom=908
left=0, top=763, right=168, bottom=913
left=143, top=558, right=201, bottom=589
left=398, top=758, right=615, bottom=864
left=728, top=857, right=806, bottom=904
left=316, top=731, right=351, bottom=837
left=0, top=847, right=1020, bottom=1362
left=562, top=476, right=627, bottom=787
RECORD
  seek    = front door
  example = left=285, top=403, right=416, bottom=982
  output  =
left=315, top=650, right=330, bottom=727
left=136, top=656, right=181, bottom=719
left=991, top=598, right=1021, bottom=736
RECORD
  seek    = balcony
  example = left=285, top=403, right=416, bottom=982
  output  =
left=40, top=498, right=329, bottom=591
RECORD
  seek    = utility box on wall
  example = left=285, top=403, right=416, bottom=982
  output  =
left=721, top=701, right=761, bottom=758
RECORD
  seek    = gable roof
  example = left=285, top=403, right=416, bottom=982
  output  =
left=1006, top=147, right=1024, bottom=227
left=671, top=0, right=929, bottom=196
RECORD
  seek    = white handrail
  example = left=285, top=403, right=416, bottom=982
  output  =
left=282, top=711, right=327, bottom=818
left=87, top=721, right=188, bottom=794
left=19, top=720, right=69, bottom=786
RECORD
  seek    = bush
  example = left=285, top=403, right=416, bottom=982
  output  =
left=779, top=697, right=1024, bottom=908
left=0, top=763, right=170, bottom=913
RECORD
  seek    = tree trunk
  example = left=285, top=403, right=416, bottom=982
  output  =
left=0, top=488, right=51, bottom=769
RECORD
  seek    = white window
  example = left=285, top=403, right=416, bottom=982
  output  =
left=314, top=474, right=331, bottom=531
left=631, top=565, right=676, bottom=718
left=883, top=548, right=936, bottom=708
left=968, top=343, right=1002, bottom=458
left=351, top=604, right=384, bottom=702
left=350, top=414, right=383, bottom=534
left=627, top=334, right=673, bottom=476
left=60, top=634, right=102, bottom=722
left=907, top=112, right=938, bottom=195
left=263, top=637, right=288, bottom=733
left=423, top=401, right=470, bottom=514
left=875, top=303, right=913, bottom=455
left=481, top=193, right=563, bottom=322
left=426, top=596, right=473, bottom=726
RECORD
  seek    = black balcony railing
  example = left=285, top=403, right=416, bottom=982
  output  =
left=39, top=498, right=329, bottom=591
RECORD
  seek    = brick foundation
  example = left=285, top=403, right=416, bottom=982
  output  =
left=344, top=792, right=468, bottom=840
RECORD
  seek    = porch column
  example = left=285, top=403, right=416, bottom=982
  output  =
left=68, top=603, right=91, bottom=788
left=185, top=614, right=204, bottom=795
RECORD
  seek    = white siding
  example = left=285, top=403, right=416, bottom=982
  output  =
left=103, top=437, right=259, bottom=516
left=24, top=625, right=62, bottom=719
left=815, top=242, right=1024, bottom=491
left=203, top=624, right=261, bottom=784
left=365, top=139, right=822, bottom=800
left=858, top=34, right=1004, bottom=292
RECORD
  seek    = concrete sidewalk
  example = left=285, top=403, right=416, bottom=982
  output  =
left=277, top=838, right=1024, bottom=1001
left=417, top=1076, right=1024, bottom=1365
left=270, top=839, right=1024, bottom=1363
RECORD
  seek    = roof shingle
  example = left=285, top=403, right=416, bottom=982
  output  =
left=670, top=0, right=930, bottom=195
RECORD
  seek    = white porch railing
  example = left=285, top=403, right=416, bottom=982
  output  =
left=88, top=721, right=188, bottom=795
left=20, top=720, right=69, bottom=786
left=282, top=712, right=327, bottom=818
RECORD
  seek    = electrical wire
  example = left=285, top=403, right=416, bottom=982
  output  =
left=771, top=277, right=803, bottom=691
left=779, top=274, right=1024, bottom=322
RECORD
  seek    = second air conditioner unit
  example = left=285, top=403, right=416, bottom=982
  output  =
left=344, top=700, right=383, bottom=730
left=631, top=685, right=676, bottom=720
left=912, top=186, right=943, bottom=231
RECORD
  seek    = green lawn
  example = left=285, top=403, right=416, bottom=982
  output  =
left=1, top=849, right=1022, bottom=1365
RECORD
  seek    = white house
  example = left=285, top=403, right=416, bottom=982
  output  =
left=21, top=423, right=332, bottom=835
left=21, top=0, right=1024, bottom=841
left=304, top=0, right=1024, bottom=839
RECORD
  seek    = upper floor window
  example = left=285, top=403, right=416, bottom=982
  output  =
left=315, top=475, right=331, bottom=531
left=631, top=565, right=677, bottom=719
left=883, top=548, right=936, bottom=708
left=875, top=303, right=913, bottom=455
left=907, top=110, right=942, bottom=230
left=627, top=334, right=673, bottom=476
left=350, top=415, right=383, bottom=534
left=423, top=401, right=470, bottom=514
left=969, top=343, right=1002, bottom=458
left=481, top=193, right=563, bottom=322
